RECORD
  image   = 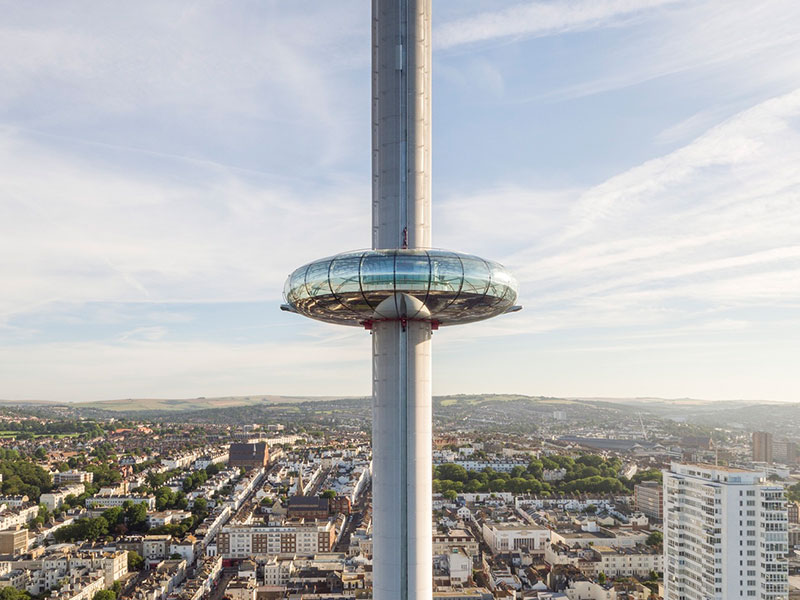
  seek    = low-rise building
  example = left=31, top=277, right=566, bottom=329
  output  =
left=481, top=521, right=550, bottom=554
left=0, top=527, right=29, bottom=555
left=433, top=529, right=479, bottom=559
left=53, top=471, right=94, bottom=486
left=40, top=485, right=85, bottom=511
left=143, top=534, right=172, bottom=561
left=86, top=494, right=156, bottom=510
left=217, top=520, right=336, bottom=558
left=590, top=544, right=663, bottom=578
left=147, top=510, right=192, bottom=528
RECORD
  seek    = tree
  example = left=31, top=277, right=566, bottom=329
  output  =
left=125, top=502, right=148, bottom=532
left=436, top=464, right=469, bottom=483
left=597, top=572, right=606, bottom=585
left=527, top=458, right=543, bottom=479
left=510, top=466, right=527, bottom=479
left=464, top=479, right=484, bottom=493
left=86, top=516, right=109, bottom=540
left=0, top=587, right=31, bottom=600
left=155, top=486, right=174, bottom=511
left=646, top=531, right=663, bottom=547
left=92, top=591, right=116, bottom=600
left=127, top=551, right=144, bottom=571
left=321, top=490, right=337, bottom=499
left=443, top=489, right=458, bottom=502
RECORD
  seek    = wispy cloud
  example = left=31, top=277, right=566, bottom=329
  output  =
left=434, top=88, right=800, bottom=358
left=435, top=0, right=681, bottom=49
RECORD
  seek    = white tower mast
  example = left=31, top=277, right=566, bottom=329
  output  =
left=371, top=2, right=432, bottom=599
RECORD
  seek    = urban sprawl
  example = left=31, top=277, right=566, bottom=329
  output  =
left=0, top=397, right=795, bottom=599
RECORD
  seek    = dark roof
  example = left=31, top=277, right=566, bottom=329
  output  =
left=288, top=496, right=329, bottom=511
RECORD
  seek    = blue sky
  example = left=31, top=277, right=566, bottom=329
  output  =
left=2, top=0, right=800, bottom=402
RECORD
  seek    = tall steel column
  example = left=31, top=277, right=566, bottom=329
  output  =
left=371, top=2, right=432, bottom=599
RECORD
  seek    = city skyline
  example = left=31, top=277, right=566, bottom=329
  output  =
left=3, top=0, right=800, bottom=402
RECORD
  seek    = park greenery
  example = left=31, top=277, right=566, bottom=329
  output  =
left=0, top=450, right=53, bottom=501
left=433, top=455, right=661, bottom=496
left=55, top=493, right=211, bottom=542
left=54, top=502, right=149, bottom=542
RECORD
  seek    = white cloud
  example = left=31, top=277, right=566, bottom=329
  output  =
left=0, top=127, right=370, bottom=322
left=435, top=0, right=681, bottom=49
left=433, top=88, right=800, bottom=351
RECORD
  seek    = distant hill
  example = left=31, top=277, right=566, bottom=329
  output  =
left=0, top=393, right=785, bottom=419
left=70, top=395, right=350, bottom=412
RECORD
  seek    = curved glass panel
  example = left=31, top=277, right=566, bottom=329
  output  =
left=288, top=264, right=310, bottom=304
left=394, top=252, right=431, bottom=294
left=305, top=258, right=333, bottom=298
left=360, top=251, right=395, bottom=311
left=360, top=252, right=396, bottom=293
left=428, top=253, right=463, bottom=315
left=429, top=254, right=463, bottom=293
left=488, top=262, right=517, bottom=307
left=329, top=254, right=362, bottom=296
left=459, top=255, right=491, bottom=297
left=283, top=248, right=518, bottom=327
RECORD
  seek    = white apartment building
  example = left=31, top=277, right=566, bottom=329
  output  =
left=40, top=484, right=85, bottom=511
left=262, top=557, right=295, bottom=586
left=53, top=471, right=94, bottom=486
left=217, top=521, right=336, bottom=558
left=590, top=544, right=663, bottom=578
left=86, top=494, right=156, bottom=510
left=664, top=462, right=788, bottom=600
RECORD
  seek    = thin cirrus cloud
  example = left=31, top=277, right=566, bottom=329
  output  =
left=433, top=88, right=800, bottom=367
left=435, top=0, right=682, bottom=48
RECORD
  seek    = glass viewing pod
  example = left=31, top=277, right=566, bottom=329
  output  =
left=283, top=249, right=518, bottom=327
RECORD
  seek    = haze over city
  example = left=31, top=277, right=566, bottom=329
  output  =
left=2, top=0, right=800, bottom=402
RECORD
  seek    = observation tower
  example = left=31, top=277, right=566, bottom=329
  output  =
left=282, top=2, right=519, bottom=599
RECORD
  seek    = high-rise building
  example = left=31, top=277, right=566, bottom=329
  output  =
left=281, top=2, right=518, bottom=598
left=228, top=442, right=268, bottom=468
left=772, top=439, right=797, bottom=465
left=634, top=480, right=663, bottom=521
left=788, top=501, right=800, bottom=524
left=663, top=462, right=788, bottom=600
left=753, top=431, right=774, bottom=463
